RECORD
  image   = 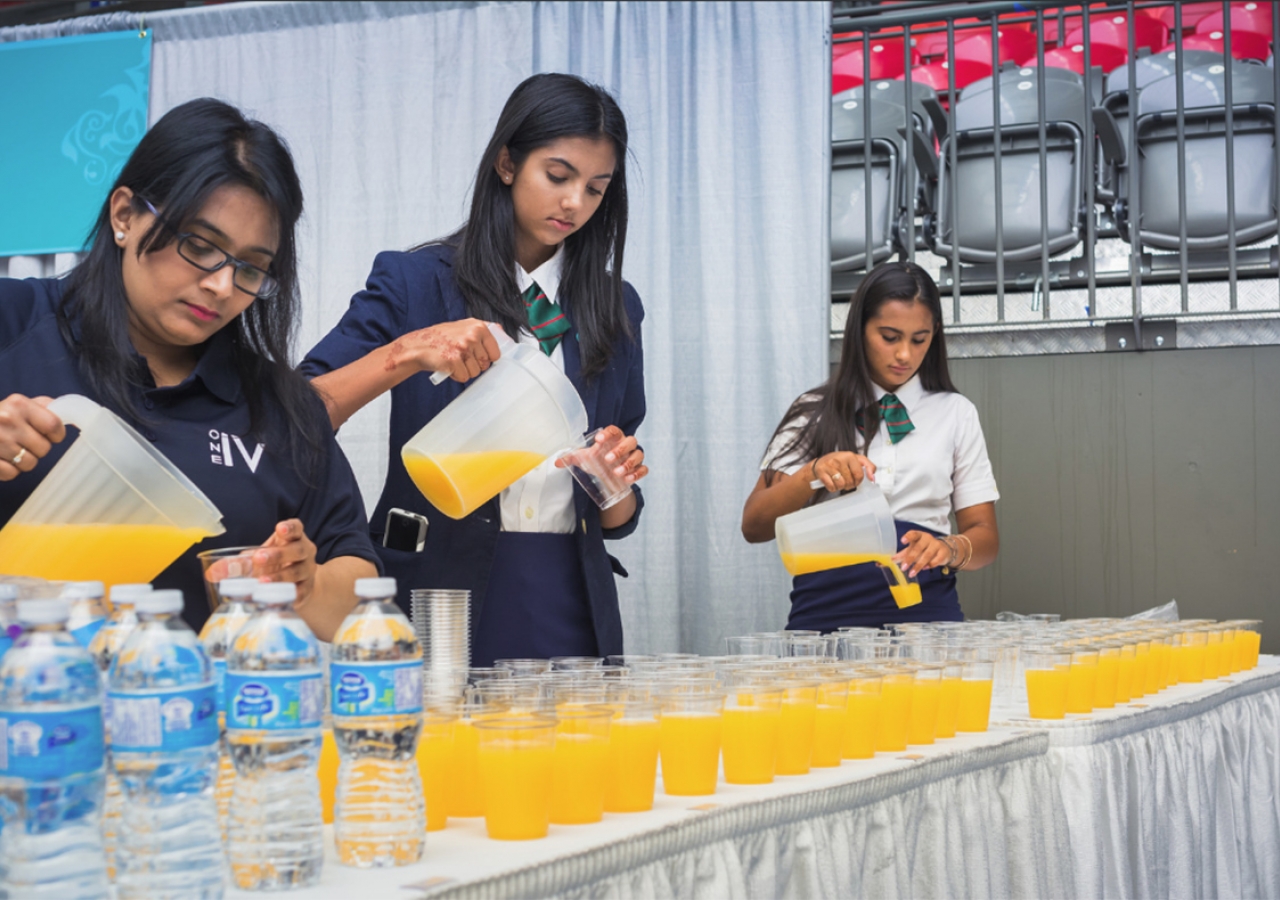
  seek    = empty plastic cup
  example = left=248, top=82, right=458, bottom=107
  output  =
left=0, top=394, right=224, bottom=585
left=401, top=342, right=588, bottom=519
left=556, top=428, right=632, bottom=509
left=198, top=546, right=257, bottom=612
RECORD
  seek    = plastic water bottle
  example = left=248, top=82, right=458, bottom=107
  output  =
left=64, top=581, right=107, bottom=649
left=0, top=584, right=18, bottom=660
left=90, top=582, right=150, bottom=884
left=331, top=577, right=424, bottom=868
left=226, top=582, right=324, bottom=890
left=197, top=577, right=257, bottom=840
left=0, top=596, right=108, bottom=898
left=107, top=588, right=223, bottom=898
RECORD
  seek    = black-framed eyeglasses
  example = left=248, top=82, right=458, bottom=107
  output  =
left=140, top=199, right=280, bottom=299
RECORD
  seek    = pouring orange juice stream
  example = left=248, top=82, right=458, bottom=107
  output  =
left=781, top=550, right=922, bottom=610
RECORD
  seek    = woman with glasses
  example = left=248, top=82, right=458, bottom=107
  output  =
left=0, top=98, right=378, bottom=638
left=301, top=74, right=647, bottom=665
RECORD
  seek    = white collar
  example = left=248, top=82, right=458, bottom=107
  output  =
left=873, top=373, right=924, bottom=411
left=516, top=244, right=565, bottom=304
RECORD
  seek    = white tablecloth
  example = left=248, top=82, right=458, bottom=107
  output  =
left=226, top=658, right=1280, bottom=900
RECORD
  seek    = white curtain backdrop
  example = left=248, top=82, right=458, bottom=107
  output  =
left=0, top=1, right=831, bottom=654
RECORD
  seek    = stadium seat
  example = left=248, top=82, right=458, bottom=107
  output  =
left=910, top=59, right=993, bottom=95
left=830, top=91, right=904, bottom=277
left=833, top=36, right=920, bottom=92
left=951, top=27, right=1040, bottom=68
left=1117, top=60, right=1277, bottom=250
left=1164, top=29, right=1272, bottom=61
left=1051, top=13, right=1171, bottom=73
left=1195, top=3, right=1275, bottom=40
left=1153, top=2, right=1222, bottom=32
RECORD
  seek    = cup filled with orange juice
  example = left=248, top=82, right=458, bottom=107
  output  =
left=401, top=336, right=589, bottom=519
left=721, top=679, right=782, bottom=785
left=907, top=664, right=943, bottom=745
left=812, top=677, right=848, bottom=767
left=474, top=715, right=557, bottom=840
left=600, top=701, right=661, bottom=812
left=1023, top=645, right=1071, bottom=719
left=549, top=707, right=612, bottom=825
left=843, top=668, right=882, bottom=759
left=658, top=692, right=724, bottom=796
left=1176, top=630, right=1208, bottom=684
left=935, top=659, right=963, bottom=738
left=956, top=653, right=995, bottom=732
left=417, top=702, right=459, bottom=831
left=876, top=664, right=915, bottom=751
left=1064, top=647, right=1099, bottom=714
left=0, top=393, right=225, bottom=585
left=773, top=482, right=920, bottom=609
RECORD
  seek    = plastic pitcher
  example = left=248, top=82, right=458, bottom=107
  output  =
left=0, top=394, right=225, bottom=586
left=402, top=333, right=589, bottom=520
left=774, top=483, right=921, bottom=608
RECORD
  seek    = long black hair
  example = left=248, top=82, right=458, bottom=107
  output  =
left=440, top=72, right=631, bottom=380
left=763, top=262, right=957, bottom=484
left=58, top=97, right=325, bottom=473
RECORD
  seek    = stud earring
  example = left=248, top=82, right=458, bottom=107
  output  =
left=115, top=231, right=125, bottom=241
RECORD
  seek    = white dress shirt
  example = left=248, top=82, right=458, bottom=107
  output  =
left=499, top=245, right=577, bottom=534
left=761, top=375, right=999, bottom=535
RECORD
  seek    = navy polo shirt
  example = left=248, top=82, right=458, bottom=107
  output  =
left=0, top=276, right=380, bottom=633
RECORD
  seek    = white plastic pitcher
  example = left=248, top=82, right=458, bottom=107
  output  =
left=402, top=336, right=589, bottom=520
left=775, top=483, right=897, bottom=576
left=0, top=394, right=225, bottom=585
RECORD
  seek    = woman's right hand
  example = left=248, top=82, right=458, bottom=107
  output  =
left=389, top=318, right=503, bottom=384
left=0, top=395, right=65, bottom=481
left=810, top=451, right=876, bottom=493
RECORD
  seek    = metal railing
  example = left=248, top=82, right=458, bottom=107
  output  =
left=830, top=0, right=1280, bottom=348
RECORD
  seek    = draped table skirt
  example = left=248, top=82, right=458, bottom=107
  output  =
left=228, top=659, right=1280, bottom=900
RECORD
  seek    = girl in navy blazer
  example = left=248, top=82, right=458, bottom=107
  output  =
left=301, top=74, right=648, bottom=665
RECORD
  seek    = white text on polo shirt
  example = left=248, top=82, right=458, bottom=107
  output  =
left=209, top=430, right=264, bottom=473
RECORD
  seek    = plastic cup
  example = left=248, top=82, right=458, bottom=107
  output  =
left=907, top=665, right=942, bottom=745
left=812, top=678, right=848, bottom=767
left=658, top=693, right=723, bottom=796
left=956, top=658, right=994, bottom=732
left=411, top=589, right=470, bottom=685
left=402, top=340, right=589, bottom=519
left=1093, top=644, right=1120, bottom=709
left=550, top=656, right=603, bottom=671
left=876, top=665, right=914, bottom=751
left=198, top=546, right=257, bottom=612
left=600, top=701, right=661, bottom=813
left=417, top=703, right=458, bottom=831
left=725, top=635, right=778, bottom=656
left=549, top=707, right=611, bottom=825
left=1114, top=642, right=1136, bottom=703
left=1023, top=646, right=1071, bottom=719
left=776, top=681, right=818, bottom=775
left=495, top=659, right=552, bottom=676
left=556, top=428, right=633, bottom=509
left=843, top=669, right=882, bottom=759
left=935, top=660, right=964, bottom=738
left=774, top=481, right=899, bottom=578
left=1203, top=627, right=1228, bottom=679
left=721, top=682, right=782, bottom=785
left=1065, top=648, right=1099, bottom=713
left=0, top=394, right=225, bottom=585
left=1177, top=630, right=1208, bottom=683
left=474, top=716, right=556, bottom=840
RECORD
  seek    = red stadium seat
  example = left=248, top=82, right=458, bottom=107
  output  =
left=952, top=27, right=1040, bottom=67
left=1152, top=3, right=1222, bottom=32
left=1063, top=13, right=1170, bottom=57
left=1039, top=42, right=1123, bottom=74
left=908, top=59, right=994, bottom=95
left=914, top=18, right=984, bottom=60
left=1159, top=29, right=1272, bottom=61
left=833, top=37, right=921, bottom=93
left=1196, top=3, right=1275, bottom=40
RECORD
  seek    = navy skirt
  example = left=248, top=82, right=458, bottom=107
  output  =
left=786, top=520, right=962, bottom=633
left=471, top=531, right=598, bottom=667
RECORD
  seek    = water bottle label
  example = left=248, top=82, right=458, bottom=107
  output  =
left=212, top=659, right=227, bottom=712
left=0, top=705, right=103, bottom=781
left=107, top=685, right=219, bottom=752
left=225, top=670, right=324, bottom=730
left=330, top=660, right=423, bottom=716
left=69, top=618, right=105, bottom=648
left=0, top=635, right=10, bottom=659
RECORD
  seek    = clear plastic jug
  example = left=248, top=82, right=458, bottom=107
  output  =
left=402, top=336, right=589, bottom=520
left=774, top=483, right=921, bottom=608
left=0, top=394, right=225, bottom=586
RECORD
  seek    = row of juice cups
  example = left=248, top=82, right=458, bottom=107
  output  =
left=353, top=653, right=1000, bottom=841
left=1019, top=618, right=1264, bottom=719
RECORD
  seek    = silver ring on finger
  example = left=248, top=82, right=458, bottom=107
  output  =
left=11, top=448, right=26, bottom=466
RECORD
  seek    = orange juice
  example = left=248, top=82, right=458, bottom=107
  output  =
left=1204, top=635, right=1224, bottom=679
left=1152, top=640, right=1172, bottom=690
left=603, top=719, right=660, bottom=813
left=775, top=696, right=817, bottom=775
left=843, top=686, right=881, bottom=759
left=779, top=553, right=920, bottom=608
left=877, top=674, right=913, bottom=751
left=1065, top=659, right=1097, bottom=713
left=319, top=729, right=340, bottom=825
left=1226, top=630, right=1244, bottom=673
left=1241, top=630, right=1262, bottom=670
left=1115, top=650, right=1134, bottom=703
left=659, top=713, right=721, bottom=795
left=1178, top=641, right=1206, bottom=684
left=956, top=679, right=993, bottom=732
left=1131, top=644, right=1150, bottom=696
left=889, top=583, right=923, bottom=609
left=722, top=705, right=780, bottom=784
left=477, top=734, right=554, bottom=840
left=0, top=522, right=209, bottom=585
left=1167, top=641, right=1183, bottom=686
left=811, top=703, right=845, bottom=767
left=935, top=676, right=961, bottom=739
left=907, top=679, right=940, bottom=745
left=1026, top=666, right=1069, bottom=719
left=444, top=718, right=484, bottom=817
left=417, top=715, right=454, bottom=831
left=1093, top=654, right=1119, bottom=709
left=403, top=450, right=546, bottom=520
left=550, top=733, right=608, bottom=824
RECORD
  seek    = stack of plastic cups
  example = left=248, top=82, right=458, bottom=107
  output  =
left=411, top=589, right=470, bottom=702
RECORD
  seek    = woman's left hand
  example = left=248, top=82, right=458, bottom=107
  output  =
left=253, top=519, right=319, bottom=604
left=893, top=530, right=953, bottom=579
left=559, top=424, right=648, bottom=484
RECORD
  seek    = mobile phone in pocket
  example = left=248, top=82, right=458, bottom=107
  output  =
left=383, top=508, right=429, bottom=552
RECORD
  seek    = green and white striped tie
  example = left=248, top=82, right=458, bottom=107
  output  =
left=522, top=280, right=571, bottom=356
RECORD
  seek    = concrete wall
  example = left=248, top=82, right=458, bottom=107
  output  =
left=950, top=345, right=1279, bottom=654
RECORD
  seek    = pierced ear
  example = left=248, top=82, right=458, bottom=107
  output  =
left=494, top=147, right=516, bottom=185
left=108, top=186, right=138, bottom=241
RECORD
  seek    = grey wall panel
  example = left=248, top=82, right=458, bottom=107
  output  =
left=951, top=346, right=1279, bottom=653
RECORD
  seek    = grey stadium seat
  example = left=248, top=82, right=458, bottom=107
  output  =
left=831, top=91, right=902, bottom=276
left=1118, top=61, right=1277, bottom=250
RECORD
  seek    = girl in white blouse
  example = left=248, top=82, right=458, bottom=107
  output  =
left=742, top=262, right=1000, bottom=630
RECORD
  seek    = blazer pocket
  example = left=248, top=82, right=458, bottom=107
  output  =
left=608, top=554, right=629, bottom=578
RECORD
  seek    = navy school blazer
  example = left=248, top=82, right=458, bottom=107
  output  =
left=300, top=244, right=646, bottom=656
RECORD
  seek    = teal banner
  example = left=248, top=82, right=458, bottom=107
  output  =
left=0, top=31, right=152, bottom=256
